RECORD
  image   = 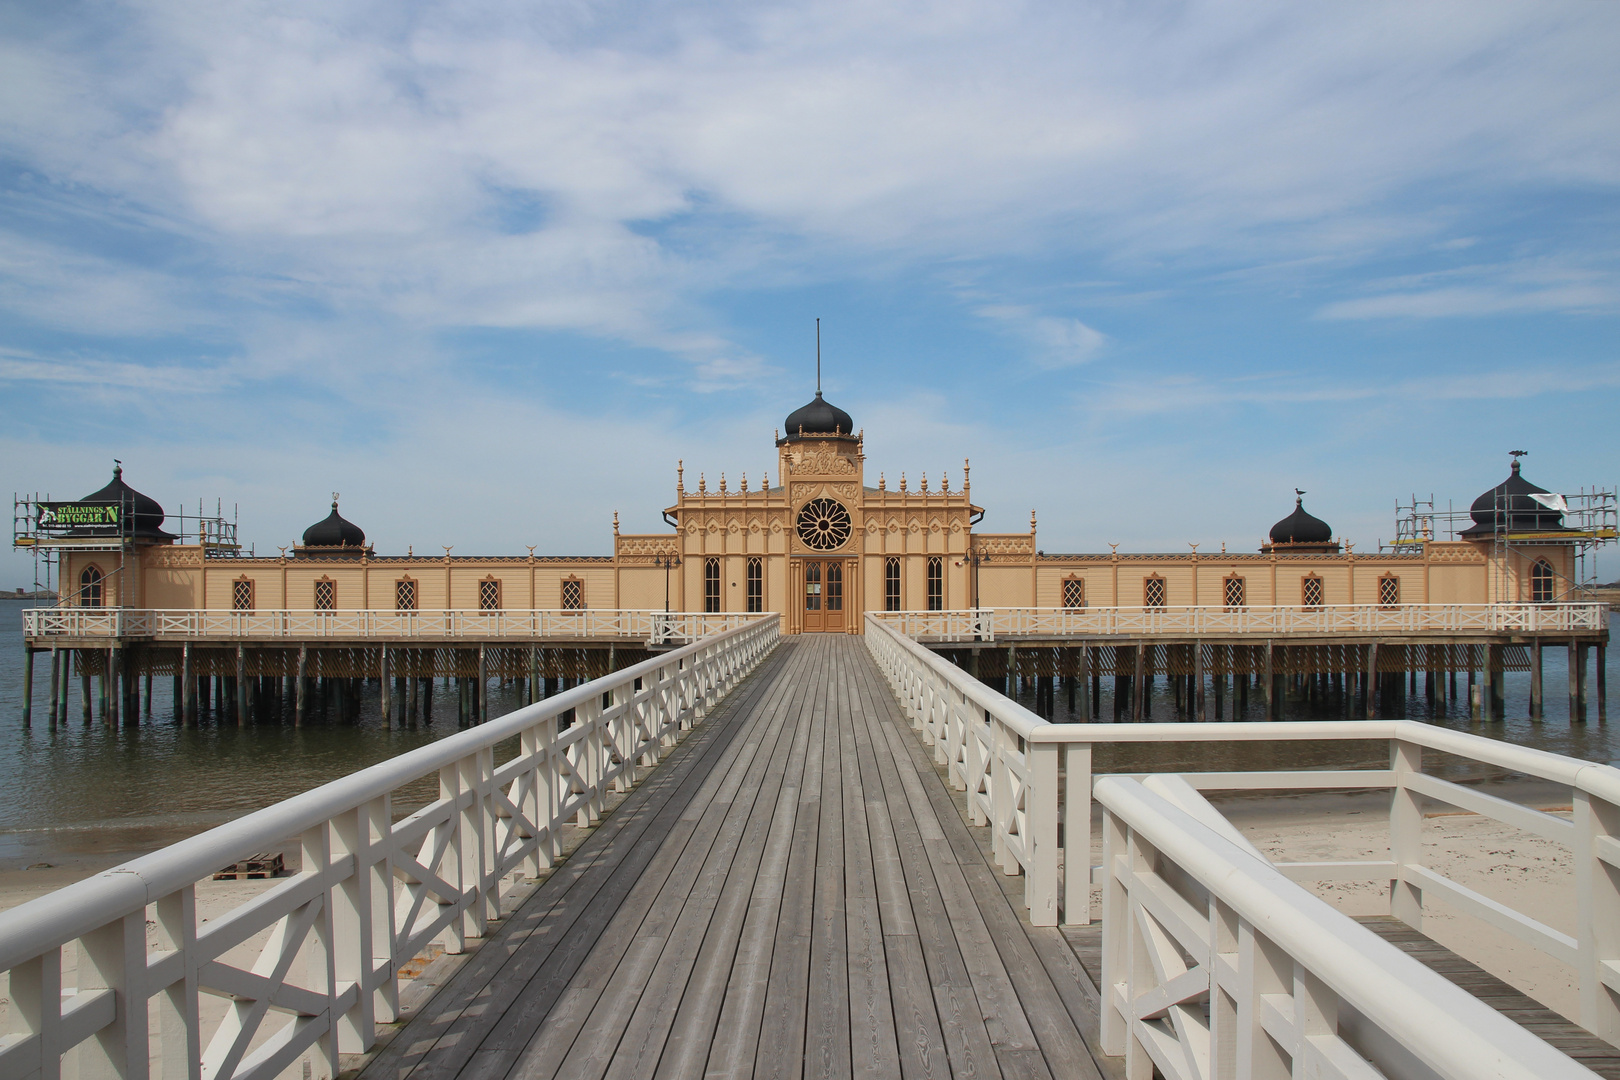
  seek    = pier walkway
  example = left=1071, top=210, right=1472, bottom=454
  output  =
left=359, top=635, right=1105, bottom=1080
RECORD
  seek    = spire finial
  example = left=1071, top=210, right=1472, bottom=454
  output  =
left=332, top=491, right=340, bottom=509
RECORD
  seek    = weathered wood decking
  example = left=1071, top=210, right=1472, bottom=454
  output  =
left=359, top=635, right=1108, bottom=1080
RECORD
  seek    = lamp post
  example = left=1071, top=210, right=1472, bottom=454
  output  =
left=656, top=553, right=682, bottom=612
left=959, top=548, right=991, bottom=641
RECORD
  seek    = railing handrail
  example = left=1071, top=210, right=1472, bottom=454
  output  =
left=1096, top=775, right=1598, bottom=1079
left=868, top=601, right=1609, bottom=639
left=865, top=610, right=1620, bottom=1054
left=17, top=608, right=766, bottom=641
left=0, top=615, right=777, bottom=975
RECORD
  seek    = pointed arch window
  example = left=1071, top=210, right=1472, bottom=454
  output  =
left=1143, top=575, right=1166, bottom=608
left=395, top=578, right=418, bottom=611
left=704, top=558, right=721, bottom=613
left=885, top=557, right=902, bottom=612
left=1530, top=560, right=1555, bottom=604
left=926, top=557, right=943, bottom=611
left=1377, top=574, right=1400, bottom=607
left=1302, top=574, right=1324, bottom=609
left=79, top=565, right=104, bottom=607
left=746, top=557, right=763, bottom=613
left=232, top=577, right=255, bottom=612
left=314, top=578, right=336, bottom=610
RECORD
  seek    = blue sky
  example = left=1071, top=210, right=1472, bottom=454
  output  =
left=2, top=1, right=1618, bottom=588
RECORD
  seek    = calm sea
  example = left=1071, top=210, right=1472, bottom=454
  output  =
left=0, top=598, right=1614, bottom=869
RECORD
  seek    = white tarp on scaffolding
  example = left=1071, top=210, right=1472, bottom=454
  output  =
left=1529, top=492, right=1570, bottom=513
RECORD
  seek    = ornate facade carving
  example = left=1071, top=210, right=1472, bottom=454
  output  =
left=786, top=445, right=859, bottom=476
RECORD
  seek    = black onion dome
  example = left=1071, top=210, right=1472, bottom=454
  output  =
left=783, top=391, right=854, bottom=439
left=1460, top=459, right=1568, bottom=536
left=1269, top=496, right=1333, bottom=545
left=302, top=500, right=366, bottom=548
left=73, top=465, right=175, bottom=541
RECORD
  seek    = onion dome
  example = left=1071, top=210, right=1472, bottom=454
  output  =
left=1261, top=491, right=1339, bottom=553
left=70, top=464, right=175, bottom=542
left=1459, top=458, right=1569, bottom=537
left=301, top=498, right=366, bottom=548
left=1270, top=495, right=1332, bottom=545
left=782, top=391, right=854, bottom=441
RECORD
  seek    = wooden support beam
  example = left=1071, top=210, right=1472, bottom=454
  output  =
left=295, top=645, right=307, bottom=726
left=20, top=647, right=30, bottom=731
left=1365, top=641, right=1379, bottom=721
left=236, top=643, right=248, bottom=726
left=1531, top=638, right=1544, bottom=721
left=380, top=645, right=391, bottom=727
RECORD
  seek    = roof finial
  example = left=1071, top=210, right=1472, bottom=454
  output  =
left=1510, top=449, right=1527, bottom=474
left=332, top=491, right=340, bottom=509
left=1295, top=488, right=1305, bottom=507
left=816, top=317, right=822, bottom=396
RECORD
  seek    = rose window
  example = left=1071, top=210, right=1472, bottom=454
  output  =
left=796, top=498, right=852, bottom=551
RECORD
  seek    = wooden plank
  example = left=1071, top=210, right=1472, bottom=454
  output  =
left=521, top=644, right=812, bottom=1080
left=699, top=642, right=827, bottom=1079
left=364, top=645, right=790, bottom=1080
left=850, top=649, right=1104, bottom=1080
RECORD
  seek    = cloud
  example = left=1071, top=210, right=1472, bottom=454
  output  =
left=974, top=304, right=1107, bottom=367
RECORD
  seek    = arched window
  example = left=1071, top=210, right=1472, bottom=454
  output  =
left=826, top=562, right=843, bottom=612
left=314, top=578, right=336, bottom=610
left=1223, top=576, right=1245, bottom=609
left=79, top=565, right=103, bottom=607
left=1530, top=560, right=1555, bottom=604
left=1062, top=577, right=1085, bottom=609
left=232, top=576, right=255, bottom=612
left=395, top=578, right=417, bottom=611
left=746, top=557, right=763, bottom=613
left=884, top=557, right=901, bottom=612
left=1302, top=575, right=1324, bottom=608
left=1378, top=574, right=1400, bottom=607
left=560, top=578, right=584, bottom=610
left=926, top=557, right=943, bottom=611
left=704, top=557, right=721, bottom=613
left=480, top=577, right=505, bottom=611
left=1143, top=575, right=1166, bottom=608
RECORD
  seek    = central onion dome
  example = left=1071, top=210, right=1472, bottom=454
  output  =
left=1262, top=493, right=1339, bottom=553
left=782, top=391, right=854, bottom=441
left=71, top=464, right=175, bottom=542
left=300, top=499, right=366, bottom=549
left=1459, top=459, right=1569, bottom=537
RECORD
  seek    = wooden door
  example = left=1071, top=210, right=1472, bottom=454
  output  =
left=801, top=560, right=846, bottom=632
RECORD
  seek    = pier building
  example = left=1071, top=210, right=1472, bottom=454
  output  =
left=13, top=389, right=1613, bottom=726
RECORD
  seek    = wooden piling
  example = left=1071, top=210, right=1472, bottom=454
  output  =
left=380, top=645, right=391, bottom=726
left=181, top=641, right=193, bottom=725
left=235, top=644, right=248, bottom=725
left=108, top=649, right=120, bottom=726
left=478, top=644, right=488, bottom=722
left=1530, top=638, right=1544, bottom=720
left=22, top=648, right=32, bottom=726
left=295, top=645, right=307, bottom=726
left=1194, top=641, right=1205, bottom=722
left=1365, top=642, right=1379, bottom=720
left=1263, top=640, right=1274, bottom=720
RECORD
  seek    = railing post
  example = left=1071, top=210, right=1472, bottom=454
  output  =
left=1099, top=809, right=1132, bottom=1057
left=77, top=913, right=146, bottom=1080
left=1027, top=741, right=1059, bottom=925
left=299, top=820, right=339, bottom=1080
left=1576, top=786, right=1620, bottom=1044
left=1063, top=742, right=1093, bottom=926
left=152, top=888, right=200, bottom=1080
left=990, top=718, right=1012, bottom=870
left=1390, top=737, right=1424, bottom=926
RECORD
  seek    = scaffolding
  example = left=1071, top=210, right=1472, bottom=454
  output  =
left=12, top=494, right=250, bottom=606
left=1385, top=482, right=1617, bottom=600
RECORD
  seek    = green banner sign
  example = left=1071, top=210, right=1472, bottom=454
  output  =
left=37, top=502, right=121, bottom=530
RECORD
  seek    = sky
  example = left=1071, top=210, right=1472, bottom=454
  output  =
left=2, top=0, right=1618, bottom=589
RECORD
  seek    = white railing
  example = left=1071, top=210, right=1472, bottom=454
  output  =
left=865, top=613, right=1620, bottom=1047
left=871, top=602, right=1609, bottom=640
left=19, top=608, right=761, bottom=644
left=1096, top=774, right=1598, bottom=1079
left=0, top=616, right=779, bottom=1080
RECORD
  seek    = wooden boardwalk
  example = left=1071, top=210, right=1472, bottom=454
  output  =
left=359, top=635, right=1108, bottom=1080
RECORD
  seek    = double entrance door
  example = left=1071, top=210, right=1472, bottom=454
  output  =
left=801, top=559, right=846, bottom=632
